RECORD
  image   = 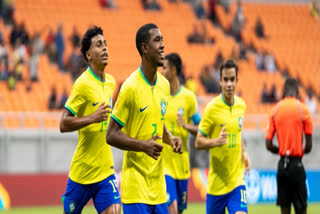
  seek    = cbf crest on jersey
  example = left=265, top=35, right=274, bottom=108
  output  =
left=109, top=96, right=113, bottom=109
left=238, top=117, right=243, bottom=129
left=160, top=99, right=167, bottom=117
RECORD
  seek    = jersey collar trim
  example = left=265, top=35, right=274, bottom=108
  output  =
left=171, top=85, right=182, bottom=97
left=220, top=93, right=234, bottom=107
left=139, top=67, right=157, bottom=86
left=88, top=66, right=105, bottom=83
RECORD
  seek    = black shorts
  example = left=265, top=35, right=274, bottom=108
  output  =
left=277, top=157, right=307, bottom=209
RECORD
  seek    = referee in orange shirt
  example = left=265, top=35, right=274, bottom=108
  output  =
left=265, top=78, right=313, bottom=214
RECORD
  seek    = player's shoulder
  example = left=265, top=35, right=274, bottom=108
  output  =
left=206, top=95, right=221, bottom=110
left=104, top=73, right=116, bottom=86
left=157, top=72, right=170, bottom=88
left=182, top=86, right=195, bottom=97
left=72, top=69, right=90, bottom=89
left=234, top=96, right=246, bottom=108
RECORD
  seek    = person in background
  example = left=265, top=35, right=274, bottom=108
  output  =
left=266, top=78, right=313, bottom=214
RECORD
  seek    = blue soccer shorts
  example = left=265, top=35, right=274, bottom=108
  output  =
left=165, top=175, right=188, bottom=212
left=62, top=174, right=120, bottom=214
left=123, top=203, right=169, bottom=214
left=206, top=185, right=248, bottom=214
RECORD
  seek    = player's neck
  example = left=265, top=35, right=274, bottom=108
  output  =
left=141, top=60, right=157, bottom=86
left=89, top=64, right=105, bottom=82
left=222, top=93, right=234, bottom=106
left=170, top=77, right=180, bottom=96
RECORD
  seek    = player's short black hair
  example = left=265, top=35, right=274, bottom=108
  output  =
left=165, top=53, right=182, bottom=76
left=219, top=59, right=238, bottom=78
left=283, top=78, right=299, bottom=98
left=136, top=23, right=158, bottom=57
left=81, top=26, right=103, bottom=62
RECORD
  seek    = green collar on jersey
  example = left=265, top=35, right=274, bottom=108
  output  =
left=171, top=85, right=182, bottom=97
left=220, top=93, right=235, bottom=107
left=88, top=66, right=105, bottom=83
left=139, top=66, right=157, bottom=86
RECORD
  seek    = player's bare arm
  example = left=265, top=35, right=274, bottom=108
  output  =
left=163, top=124, right=183, bottom=154
left=176, top=113, right=198, bottom=135
left=304, top=134, right=312, bottom=154
left=60, top=102, right=111, bottom=133
left=241, top=140, right=250, bottom=175
left=265, top=138, right=279, bottom=154
left=107, top=119, right=164, bottom=160
left=195, top=127, right=228, bottom=150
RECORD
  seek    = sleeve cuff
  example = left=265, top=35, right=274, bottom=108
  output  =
left=64, top=105, right=76, bottom=116
left=111, top=114, right=125, bottom=127
left=198, top=128, right=208, bottom=137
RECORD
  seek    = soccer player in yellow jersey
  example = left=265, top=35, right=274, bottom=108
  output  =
left=161, top=53, right=201, bottom=214
left=59, top=26, right=120, bottom=214
left=195, top=59, right=250, bottom=214
left=107, top=23, right=183, bottom=214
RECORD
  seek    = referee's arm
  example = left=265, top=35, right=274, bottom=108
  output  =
left=265, top=110, right=279, bottom=154
left=302, top=103, right=313, bottom=154
left=303, top=135, right=312, bottom=154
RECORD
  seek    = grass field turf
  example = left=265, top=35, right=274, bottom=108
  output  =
left=2, top=203, right=319, bottom=214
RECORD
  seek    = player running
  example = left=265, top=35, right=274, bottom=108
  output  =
left=161, top=53, right=201, bottom=214
left=60, top=26, right=120, bottom=214
left=106, top=23, right=182, bottom=214
left=195, top=59, right=250, bottom=214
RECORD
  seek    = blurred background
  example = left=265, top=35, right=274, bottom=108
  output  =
left=0, top=0, right=319, bottom=213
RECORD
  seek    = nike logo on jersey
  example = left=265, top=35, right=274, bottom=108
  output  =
left=140, top=106, right=148, bottom=112
left=114, top=195, right=120, bottom=200
left=92, top=102, right=100, bottom=106
left=220, top=124, right=225, bottom=127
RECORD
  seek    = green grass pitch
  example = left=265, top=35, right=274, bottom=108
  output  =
left=2, top=203, right=319, bottom=214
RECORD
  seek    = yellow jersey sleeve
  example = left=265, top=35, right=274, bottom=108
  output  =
left=64, top=79, right=87, bottom=116
left=198, top=100, right=215, bottom=137
left=188, top=92, right=201, bottom=125
left=111, top=82, right=133, bottom=127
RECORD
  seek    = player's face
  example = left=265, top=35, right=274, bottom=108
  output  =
left=147, top=28, right=164, bottom=67
left=220, top=68, right=237, bottom=99
left=87, top=34, right=108, bottom=66
left=161, top=59, right=172, bottom=81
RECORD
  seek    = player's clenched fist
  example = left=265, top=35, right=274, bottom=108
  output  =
left=144, top=135, right=164, bottom=160
left=170, top=136, right=183, bottom=154
left=91, top=101, right=111, bottom=123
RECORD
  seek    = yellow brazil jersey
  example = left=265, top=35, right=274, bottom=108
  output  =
left=163, top=86, right=201, bottom=179
left=64, top=67, right=115, bottom=185
left=111, top=67, right=170, bottom=205
left=199, top=94, right=246, bottom=195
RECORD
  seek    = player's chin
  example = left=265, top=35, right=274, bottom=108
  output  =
left=102, top=60, right=108, bottom=66
left=157, top=59, right=164, bottom=67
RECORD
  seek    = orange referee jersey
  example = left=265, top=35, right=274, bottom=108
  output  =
left=266, top=97, right=313, bottom=157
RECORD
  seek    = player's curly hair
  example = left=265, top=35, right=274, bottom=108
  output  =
left=81, top=26, right=103, bottom=62
left=136, top=23, right=158, bottom=57
left=165, top=53, right=182, bottom=76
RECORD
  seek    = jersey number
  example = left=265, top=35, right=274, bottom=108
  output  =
left=170, top=121, right=175, bottom=135
left=240, top=189, right=247, bottom=203
left=100, top=121, right=108, bottom=132
left=228, top=134, right=236, bottom=148
left=152, top=123, right=157, bottom=137
left=109, top=179, right=118, bottom=193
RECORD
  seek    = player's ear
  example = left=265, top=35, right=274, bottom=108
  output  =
left=86, top=51, right=91, bottom=61
left=141, top=42, right=148, bottom=55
